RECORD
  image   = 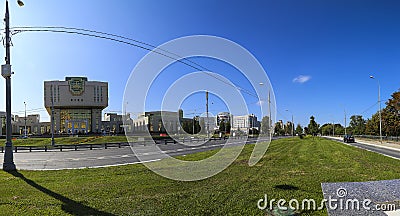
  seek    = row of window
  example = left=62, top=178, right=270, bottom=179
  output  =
left=46, top=85, right=60, bottom=103
left=94, top=86, right=104, bottom=102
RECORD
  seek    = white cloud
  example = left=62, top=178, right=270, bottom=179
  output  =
left=292, top=75, right=312, bottom=84
left=256, top=100, right=265, bottom=106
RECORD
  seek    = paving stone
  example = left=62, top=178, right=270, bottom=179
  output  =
left=321, top=179, right=400, bottom=215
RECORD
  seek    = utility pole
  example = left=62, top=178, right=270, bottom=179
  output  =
left=268, top=91, right=272, bottom=137
left=2, top=0, right=16, bottom=171
left=51, top=85, right=55, bottom=146
left=291, top=114, right=294, bottom=136
left=333, top=120, right=335, bottom=137
left=344, top=109, right=347, bottom=135
left=285, top=109, right=294, bottom=136
left=24, top=101, right=26, bottom=137
left=370, top=76, right=383, bottom=143
left=206, top=91, right=209, bottom=139
left=247, top=115, right=250, bottom=136
left=192, top=110, right=196, bottom=135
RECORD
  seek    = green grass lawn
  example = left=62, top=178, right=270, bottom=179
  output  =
left=0, top=137, right=399, bottom=215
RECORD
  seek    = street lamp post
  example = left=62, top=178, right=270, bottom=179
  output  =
left=344, top=109, right=347, bottom=136
left=2, top=0, right=23, bottom=171
left=285, top=109, right=294, bottom=136
left=259, top=82, right=273, bottom=137
left=24, top=102, right=26, bottom=137
left=206, top=91, right=209, bottom=139
left=370, top=75, right=383, bottom=143
left=192, top=110, right=196, bottom=135
left=50, top=85, right=55, bottom=146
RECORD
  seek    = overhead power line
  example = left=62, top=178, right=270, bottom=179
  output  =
left=9, top=26, right=260, bottom=99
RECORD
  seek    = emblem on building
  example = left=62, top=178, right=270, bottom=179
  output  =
left=68, top=77, right=85, bottom=95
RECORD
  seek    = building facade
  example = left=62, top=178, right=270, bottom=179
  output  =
left=232, top=114, right=260, bottom=133
left=102, top=113, right=125, bottom=134
left=131, top=110, right=194, bottom=135
left=217, top=112, right=232, bottom=126
left=44, top=77, right=108, bottom=134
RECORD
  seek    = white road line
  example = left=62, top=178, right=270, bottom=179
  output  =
left=28, top=159, right=163, bottom=171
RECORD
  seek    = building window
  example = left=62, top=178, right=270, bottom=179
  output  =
left=60, top=109, right=92, bottom=133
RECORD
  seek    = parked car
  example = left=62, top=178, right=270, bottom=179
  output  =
left=343, top=134, right=355, bottom=143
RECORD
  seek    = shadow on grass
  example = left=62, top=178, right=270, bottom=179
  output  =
left=7, top=170, right=115, bottom=216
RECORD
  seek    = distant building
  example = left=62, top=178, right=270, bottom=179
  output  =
left=44, top=77, right=108, bottom=134
left=0, top=111, right=5, bottom=136
left=131, top=110, right=193, bottom=135
left=232, top=114, right=259, bottom=134
left=0, top=112, right=50, bottom=136
left=14, top=114, right=39, bottom=135
left=217, top=112, right=232, bottom=126
left=102, top=113, right=124, bottom=134
left=199, top=116, right=218, bottom=132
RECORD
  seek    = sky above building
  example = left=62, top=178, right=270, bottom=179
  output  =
left=0, top=0, right=399, bottom=126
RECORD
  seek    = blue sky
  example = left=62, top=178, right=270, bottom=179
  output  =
left=1, top=0, right=400, bottom=127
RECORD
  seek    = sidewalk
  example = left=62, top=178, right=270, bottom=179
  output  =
left=325, top=136, right=400, bottom=152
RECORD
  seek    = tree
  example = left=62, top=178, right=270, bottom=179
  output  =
left=365, top=90, right=400, bottom=137
left=261, top=116, right=271, bottom=134
left=225, top=121, right=231, bottom=134
left=295, top=124, right=303, bottom=135
left=382, top=91, right=400, bottom=136
left=274, top=122, right=285, bottom=136
left=199, top=119, right=206, bottom=134
left=181, top=120, right=191, bottom=134
left=333, top=123, right=344, bottom=135
left=284, top=122, right=293, bottom=136
left=307, top=116, right=320, bottom=136
left=349, top=115, right=366, bottom=135
left=320, top=123, right=333, bottom=136
left=219, top=119, right=226, bottom=133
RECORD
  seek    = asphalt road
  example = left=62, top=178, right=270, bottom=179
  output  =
left=326, top=137, right=400, bottom=160
left=0, top=137, right=274, bottom=170
left=348, top=142, right=400, bottom=160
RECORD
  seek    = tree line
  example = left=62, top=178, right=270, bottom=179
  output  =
left=268, top=89, right=400, bottom=137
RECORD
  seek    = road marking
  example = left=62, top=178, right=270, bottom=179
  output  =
left=30, top=159, right=163, bottom=171
left=327, top=137, right=400, bottom=160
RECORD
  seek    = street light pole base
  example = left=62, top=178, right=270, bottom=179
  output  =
left=3, top=145, right=16, bottom=171
left=3, top=162, right=16, bottom=171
